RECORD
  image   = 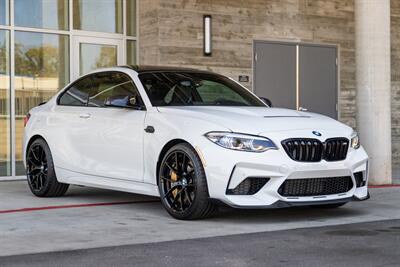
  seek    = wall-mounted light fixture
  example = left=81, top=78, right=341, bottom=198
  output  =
left=204, top=15, right=212, bottom=56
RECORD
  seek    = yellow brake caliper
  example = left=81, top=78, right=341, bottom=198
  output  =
left=170, top=170, right=178, bottom=197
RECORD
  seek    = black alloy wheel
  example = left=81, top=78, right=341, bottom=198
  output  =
left=27, top=143, right=48, bottom=192
left=160, top=150, right=196, bottom=212
left=26, top=138, right=69, bottom=197
left=158, top=143, right=216, bottom=220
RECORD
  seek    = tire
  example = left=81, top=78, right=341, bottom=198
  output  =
left=158, top=143, right=217, bottom=220
left=26, top=138, right=69, bottom=197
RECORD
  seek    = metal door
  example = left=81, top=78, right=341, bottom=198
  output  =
left=299, top=45, right=338, bottom=119
left=254, top=41, right=296, bottom=109
left=254, top=41, right=338, bottom=119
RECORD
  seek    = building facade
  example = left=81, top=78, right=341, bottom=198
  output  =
left=0, top=0, right=138, bottom=178
left=0, top=0, right=397, bottom=184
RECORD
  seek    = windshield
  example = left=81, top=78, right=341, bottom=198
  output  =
left=138, top=72, right=265, bottom=107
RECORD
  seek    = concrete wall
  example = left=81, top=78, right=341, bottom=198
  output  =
left=139, top=0, right=356, bottom=126
left=391, top=0, right=400, bottom=167
left=139, top=0, right=400, bottom=170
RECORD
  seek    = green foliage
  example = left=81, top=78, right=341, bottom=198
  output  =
left=14, top=43, right=60, bottom=78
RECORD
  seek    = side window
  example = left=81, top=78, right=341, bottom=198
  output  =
left=88, top=72, right=143, bottom=107
left=58, top=77, right=92, bottom=106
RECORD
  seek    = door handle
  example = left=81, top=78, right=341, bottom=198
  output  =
left=79, top=113, right=91, bottom=119
left=298, top=107, right=308, bottom=112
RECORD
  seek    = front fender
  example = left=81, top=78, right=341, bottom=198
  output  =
left=143, top=110, right=229, bottom=185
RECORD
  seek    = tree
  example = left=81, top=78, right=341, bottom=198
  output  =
left=14, top=43, right=60, bottom=78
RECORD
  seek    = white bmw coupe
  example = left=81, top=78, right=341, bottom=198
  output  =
left=23, top=66, right=369, bottom=219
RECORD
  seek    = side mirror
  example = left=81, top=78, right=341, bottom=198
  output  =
left=258, top=97, right=272, bottom=107
left=104, top=95, right=142, bottom=110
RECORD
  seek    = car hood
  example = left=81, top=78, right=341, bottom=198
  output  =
left=156, top=106, right=352, bottom=135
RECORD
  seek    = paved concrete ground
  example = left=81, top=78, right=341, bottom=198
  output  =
left=0, top=181, right=400, bottom=264
left=1, top=219, right=400, bottom=267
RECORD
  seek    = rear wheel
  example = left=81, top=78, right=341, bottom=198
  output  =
left=158, top=143, right=217, bottom=220
left=26, top=138, right=69, bottom=197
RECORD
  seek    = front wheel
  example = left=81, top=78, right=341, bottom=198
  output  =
left=26, top=138, right=69, bottom=197
left=158, top=143, right=217, bottom=220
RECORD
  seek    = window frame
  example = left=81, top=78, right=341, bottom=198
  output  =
left=57, top=71, right=146, bottom=110
left=57, top=73, right=93, bottom=107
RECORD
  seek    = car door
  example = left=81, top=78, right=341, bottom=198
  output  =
left=79, top=71, right=146, bottom=182
left=51, top=75, right=98, bottom=175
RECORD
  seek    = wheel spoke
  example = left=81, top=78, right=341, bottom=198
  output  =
left=187, top=164, right=195, bottom=176
left=32, top=146, right=41, bottom=162
left=32, top=173, right=39, bottom=189
left=37, top=147, right=43, bottom=161
left=171, top=189, right=183, bottom=208
left=28, top=168, right=42, bottom=176
left=28, top=157, right=41, bottom=167
left=175, top=152, right=179, bottom=173
left=180, top=189, right=185, bottom=210
left=165, top=162, right=177, bottom=173
left=40, top=173, right=46, bottom=188
left=181, top=154, right=187, bottom=173
left=38, top=174, right=43, bottom=188
left=184, top=188, right=193, bottom=205
left=30, top=173, right=38, bottom=183
left=163, top=184, right=180, bottom=199
left=160, top=176, right=174, bottom=183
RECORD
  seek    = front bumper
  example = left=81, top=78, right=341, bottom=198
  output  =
left=225, top=192, right=370, bottom=209
left=198, top=133, right=369, bottom=209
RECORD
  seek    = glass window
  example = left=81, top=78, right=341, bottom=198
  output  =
left=0, top=30, right=10, bottom=176
left=139, top=72, right=265, bottom=107
left=88, top=72, right=142, bottom=107
left=15, top=0, right=69, bottom=30
left=196, top=81, right=248, bottom=103
left=15, top=31, right=69, bottom=175
left=73, top=0, right=123, bottom=33
left=59, top=76, right=92, bottom=106
left=126, top=0, right=136, bottom=37
left=0, top=0, right=9, bottom=25
left=126, top=40, right=137, bottom=65
left=79, top=43, right=118, bottom=76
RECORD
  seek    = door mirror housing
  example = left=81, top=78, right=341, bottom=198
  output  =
left=258, top=96, right=273, bottom=107
left=104, top=95, right=143, bottom=110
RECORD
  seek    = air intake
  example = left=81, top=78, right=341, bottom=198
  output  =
left=354, top=172, right=366, bottom=187
left=278, top=176, right=353, bottom=197
left=226, top=177, right=270, bottom=195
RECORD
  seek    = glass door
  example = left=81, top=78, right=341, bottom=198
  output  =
left=72, top=36, right=123, bottom=79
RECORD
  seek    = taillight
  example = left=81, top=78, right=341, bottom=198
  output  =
left=24, top=113, right=31, bottom=127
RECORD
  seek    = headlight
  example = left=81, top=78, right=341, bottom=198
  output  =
left=205, top=132, right=277, bottom=152
left=351, top=132, right=360, bottom=149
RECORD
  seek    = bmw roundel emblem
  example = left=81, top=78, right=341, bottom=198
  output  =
left=312, top=131, right=322, bottom=137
